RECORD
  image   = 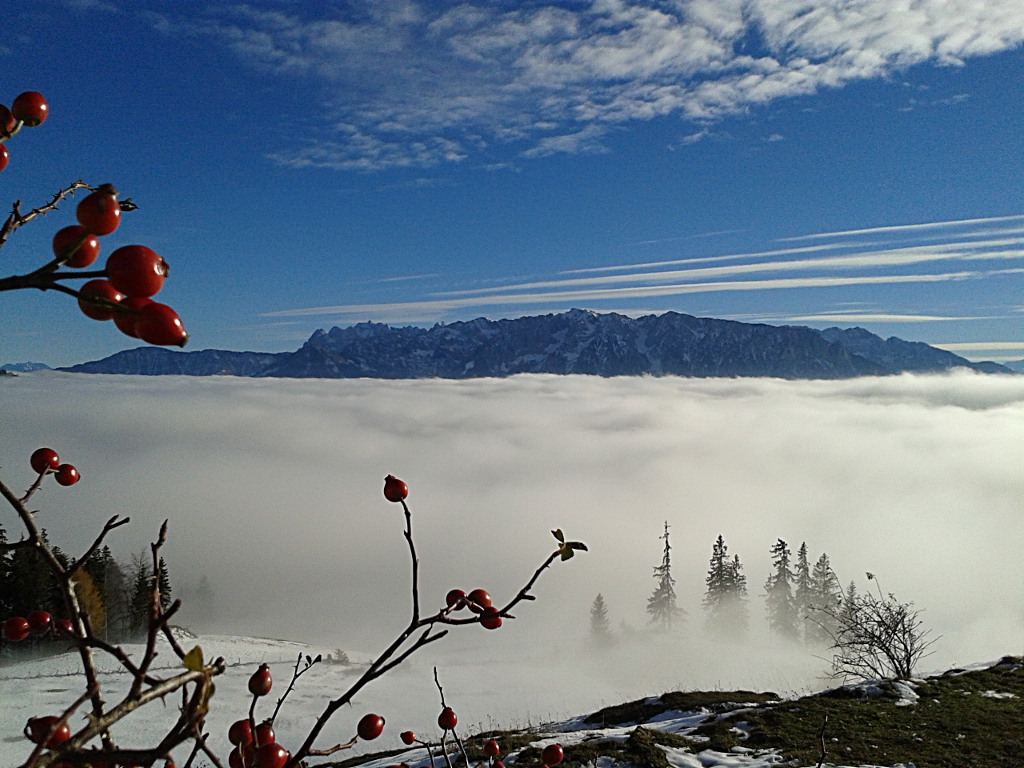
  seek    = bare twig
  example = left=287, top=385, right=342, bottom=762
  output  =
left=284, top=505, right=584, bottom=768
left=271, top=652, right=322, bottom=725
left=814, top=714, right=828, bottom=768
left=67, top=516, right=131, bottom=578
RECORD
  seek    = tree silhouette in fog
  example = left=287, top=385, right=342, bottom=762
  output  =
left=763, top=539, right=799, bottom=640
left=647, top=521, right=685, bottom=631
left=703, top=535, right=748, bottom=637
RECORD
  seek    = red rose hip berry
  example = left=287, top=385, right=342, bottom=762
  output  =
left=11, top=91, right=48, bottom=126
left=30, top=447, right=60, bottom=474
left=55, top=464, right=80, bottom=486
left=480, top=607, right=502, bottom=630
left=114, top=296, right=154, bottom=339
left=400, top=731, right=416, bottom=745
left=357, top=713, right=385, bottom=740
left=468, top=589, right=492, bottom=611
left=54, top=618, right=75, bottom=637
left=107, top=245, right=169, bottom=298
left=248, top=663, right=272, bottom=696
left=484, top=739, right=500, bottom=758
left=27, top=610, right=52, bottom=635
left=255, top=743, right=289, bottom=768
left=541, top=744, right=564, bottom=766
left=437, top=707, right=457, bottom=731
left=0, top=104, right=13, bottom=132
left=52, top=225, right=101, bottom=268
left=3, top=616, right=30, bottom=642
left=76, top=184, right=121, bottom=235
left=0, top=144, right=8, bottom=172
left=383, top=475, right=408, bottom=502
left=136, top=302, right=188, bottom=347
left=78, top=279, right=124, bottom=321
left=25, top=716, right=70, bottom=747
left=445, top=589, right=467, bottom=610
left=228, top=719, right=253, bottom=747
left=254, top=721, right=274, bottom=746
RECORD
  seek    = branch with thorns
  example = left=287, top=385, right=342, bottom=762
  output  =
left=3, top=463, right=584, bottom=768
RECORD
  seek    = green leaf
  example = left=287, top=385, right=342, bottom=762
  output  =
left=560, top=546, right=575, bottom=561
left=182, top=645, right=204, bottom=671
left=568, top=541, right=589, bottom=551
left=552, top=528, right=564, bottom=543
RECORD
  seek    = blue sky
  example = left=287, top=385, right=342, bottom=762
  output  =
left=1, top=0, right=1022, bottom=366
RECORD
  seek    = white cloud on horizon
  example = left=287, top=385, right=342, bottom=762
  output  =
left=2, top=371, right=1022, bottom=695
left=158, top=1, right=1024, bottom=169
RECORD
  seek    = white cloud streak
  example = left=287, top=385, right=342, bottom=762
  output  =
left=263, top=270, right=980, bottom=319
left=160, top=1, right=1024, bottom=168
left=265, top=219, right=1024, bottom=320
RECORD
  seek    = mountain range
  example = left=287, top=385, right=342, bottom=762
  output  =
left=52, top=309, right=1013, bottom=379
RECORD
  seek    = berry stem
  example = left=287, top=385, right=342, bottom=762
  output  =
left=0, top=119, right=24, bottom=141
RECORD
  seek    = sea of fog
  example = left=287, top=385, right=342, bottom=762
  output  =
left=1, top=369, right=1022, bottom=742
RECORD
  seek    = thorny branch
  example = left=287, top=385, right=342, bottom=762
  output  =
left=284, top=509, right=583, bottom=768
left=3, top=463, right=581, bottom=768
left=3, top=473, right=225, bottom=768
left=0, top=181, right=90, bottom=252
left=0, top=180, right=139, bottom=298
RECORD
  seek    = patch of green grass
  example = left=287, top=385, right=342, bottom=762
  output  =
left=708, top=656, right=1024, bottom=767
left=324, top=657, right=1024, bottom=768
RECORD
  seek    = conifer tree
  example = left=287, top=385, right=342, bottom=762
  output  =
left=647, top=522, right=685, bottom=631
left=590, top=593, right=611, bottom=639
left=763, top=538, right=799, bottom=640
left=840, top=579, right=859, bottom=627
left=794, top=542, right=812, bottom=643
left=0, top=521, right=12, bottom=617
left=806, top=552, right=842, bottom=645
left=702, top=535, right=748, bottom=637
left=128, top=553, right=152, bottom=638
left=157, top=556, right=172, bottom=611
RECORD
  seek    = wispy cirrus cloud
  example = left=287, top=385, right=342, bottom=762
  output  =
left=262, top=214, right=1024, bottom=323
left=157, top=1, right=1024, bottom=169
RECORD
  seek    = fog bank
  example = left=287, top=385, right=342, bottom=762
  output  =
left=1, top=370, right=1022, bottom=704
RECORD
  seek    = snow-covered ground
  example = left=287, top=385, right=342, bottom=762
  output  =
left=2, top=632, right=910, bottom=768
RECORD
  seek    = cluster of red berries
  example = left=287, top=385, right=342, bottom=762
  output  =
left=2, top=611, right=74, bottom=642
left=59, top=184, right=188, bottom=347
left=2, top=88, right=189, bottom=346
left=383, top=476, right=503, bottom=630
left=235, top=663, right=388, bottom=768
left=0, top=90, right=48, bottom=172
left=446, top=587, right=502, bottom=630
left=31, top=446, right=80, bottom=486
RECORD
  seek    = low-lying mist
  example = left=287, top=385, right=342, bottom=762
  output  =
left=2, top=370, right=1022, bottom=715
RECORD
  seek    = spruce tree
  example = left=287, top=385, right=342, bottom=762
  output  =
left=794, top=542, right=812, bottom=643
left=0, top=521, right=12, bottom=617
left=702, top=536, right=748, bottom=637
left=157, top=557, right=172, bottom=611
left=590, top=593, right=611, bottom=639
left=129, top=553, right=152, bottom=638
left=763, top=539, right=799, bottom=640
left=840, top=579, right=859, bottom=627
left=647, top=522, right=685, bottom=631
left=806, top=552, right=842, bottom=645
left=102, top=555, right=131, bottom=641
